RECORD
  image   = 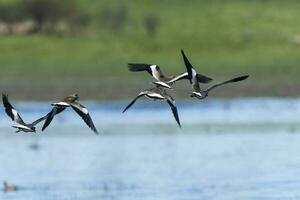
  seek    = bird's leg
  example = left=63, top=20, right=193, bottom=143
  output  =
left=15, top=129, right=21, bottom=133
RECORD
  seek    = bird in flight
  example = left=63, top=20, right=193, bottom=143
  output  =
left=2, top=94, right=47, bottom=133
left=42, top=93, right=98, bottom=134
left=123, top=84, right=181, bottom=128
left=128, top=63, right=212, bottom=89
left=181, top=49, right=249, bottom=99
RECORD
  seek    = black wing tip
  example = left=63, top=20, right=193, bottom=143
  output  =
left=128, top=63, right=137, bottom=71
left=122, top=105, right=129, bottom=113
left=175, top=115, right=182, bottom=128
left=242, top=75, right=250, bottom=79
left=122, top=106, right=129, bottom=113
left=233, top=75, right=249, bottom=82
left=180, top=49, right=193, bottom=84
left=93, top=128, right=99, bottom=134
left=2, top=93, right=12, bottom=109
left=167, top=100, right=182, bottom=129
left=2, top=93, right=8, bottom=101
left=128, top=63, right=151, bottom=72
left=180, top=49, right=189, bottom=60
left=41, top=125, right=47, bottom=131
left=177, top=122, right=182, bottom=128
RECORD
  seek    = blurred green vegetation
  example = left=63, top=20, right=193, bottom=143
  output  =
left=0, top=0, right=300, bottom=99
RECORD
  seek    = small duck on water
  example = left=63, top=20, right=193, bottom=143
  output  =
left=3, top=181, right=17, bottom=192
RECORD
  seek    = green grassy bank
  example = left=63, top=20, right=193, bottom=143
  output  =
left=0, top=0, right=300, bottom=100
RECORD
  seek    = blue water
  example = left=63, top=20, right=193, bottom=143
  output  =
left=0, top=98, right=300, bottom=199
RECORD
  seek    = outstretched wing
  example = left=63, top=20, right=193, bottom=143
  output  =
left=167, top=72, right=189, bottom=84
left=206, top=75, right=249, bottom=93
left=70, top=102, right=98, bottom=134
left=196, top=74, right=213, bottom=83
left=128, top=63, right=153, bottom=75
left=152, top=81, right=172, bottom=89
left=166, top=100, right=181, bottom=128
left=181, top=49, right=194, bottom=84
left=42, top=106, right=66, bottom=131
left=122, top=93, right=145, bottom=113
left=31, top=115, right=48, bottom=126
left=2, top=93, right=24, bottom=124
left=181, top=49, right=213, bottom=84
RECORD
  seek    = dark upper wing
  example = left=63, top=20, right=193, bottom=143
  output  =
left=70, top=102, right=98, bottom=134
left=42, top=106, right=66, bottom=131
left=166, top=100, right=181, bottom=128
left=206, top=75, right=249, bottom=93
left=122, top=93, right=145, bottom=113
left=128, top=63, right=152, bottom=75
left=181, top=49, right=193, bottom=84
left=31, top=115, right=48, bottom=126
left=2, top=93, right=24, bottom=124
left=181, top=49, right=213, bottom=84
left=196, top=73, right=213, bottom=83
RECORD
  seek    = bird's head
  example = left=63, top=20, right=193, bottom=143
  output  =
left=70, top=93, right=79, bottom=100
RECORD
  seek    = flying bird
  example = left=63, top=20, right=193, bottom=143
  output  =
left=190, top=75, right=249, bottom=99
left=128, top=63, right=212, bottom=89
left=42, top=93, right=98, bottom=134
left=123, top=85, right=181, bottom=128
left=181, top=49, right=249, bottom=99
left=2, top=94, right=46, bottom=133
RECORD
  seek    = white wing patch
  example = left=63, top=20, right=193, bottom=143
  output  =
left=80, top=107, right=89, bottom=115
left=192, top=92, right=202, bottom=97
left=150, top=65, right=157, bottom=72
left=52, top=102, right=70, bottom=106
left=12, top=109, right=19, bottom=121
left=153, top=81, right=172, bottom=89
left=147, top=93, right=165, bottom=99
left=191, top=69, right=198, bottom=84
left=192, top=68, right=197, bottom=77
left=168, top=72, right=188, bottom=83
left=72, top=103, right=89, bottom=114
left=150, top=65, right=160, bottom=81
left=13, top=124, right=31, bottom=130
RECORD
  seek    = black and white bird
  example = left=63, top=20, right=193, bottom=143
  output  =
left=123, top=85, right=181, bottom=128
left=190, top=75, right=249, bottom=99
left=181, top=49, right=249, bottom=99
left=128, top=63, right=212, bottom=89
left=2, top=94, right=46, bottom=133
left=42, top=93, right=98, bottom=134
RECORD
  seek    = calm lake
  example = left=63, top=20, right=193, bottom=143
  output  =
left=0, top=98, right=300, bottom=200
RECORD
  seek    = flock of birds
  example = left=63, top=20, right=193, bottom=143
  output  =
left=2, top=49, right=249, bottom=135
left=1, top=49, right=249, bottom=192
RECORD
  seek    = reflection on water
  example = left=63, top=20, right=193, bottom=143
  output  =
left=0, top=98, right=300, bottom=200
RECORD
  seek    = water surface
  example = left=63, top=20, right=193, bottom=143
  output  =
left=0, top=98, right=300, bottom=200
